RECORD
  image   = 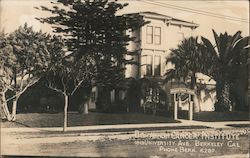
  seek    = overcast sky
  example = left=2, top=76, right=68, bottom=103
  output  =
left=0, top=0, right=249, bottom=41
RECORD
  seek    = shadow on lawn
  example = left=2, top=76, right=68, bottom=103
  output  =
left=14, top=121, right=31, bottom=128
left=226, top=124, right=249, bottom=128
left=1, top=119, right=31, bottom=128
left=193, top=111, right=249, bottom=122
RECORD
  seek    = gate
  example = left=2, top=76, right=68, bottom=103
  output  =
left=170, top=88, right=195, bottom=120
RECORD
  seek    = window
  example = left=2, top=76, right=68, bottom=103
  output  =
left=146, top=87, right=160, bottom=103
left=91, top=92, right=96, bottom=102
left=154, top=27, right=161, bottom=44
left=154, top=55, right=161, bottom=76
left=146, top=88, right=153, bottom=102
left=146, top=55, right=153, bottom=76
left=146, top=26, right=153, bottom=44
left=146, top=26, right=162, bottom=45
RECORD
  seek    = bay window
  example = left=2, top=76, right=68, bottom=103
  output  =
left=146, top=55, right=153, bottom=76
left=154, top=55, right=161, bottom=76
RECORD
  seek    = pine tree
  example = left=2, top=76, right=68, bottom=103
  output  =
left=36, top=0, right=146, bottom=110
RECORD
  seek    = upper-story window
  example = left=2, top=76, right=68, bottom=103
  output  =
left=154, top=27, right=161, bottom=45
left=146, top=26, right=153, bottom=44
left=146, top=26, right=162, bottom=45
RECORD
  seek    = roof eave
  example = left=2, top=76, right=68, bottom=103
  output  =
left=168, top=21, right=199, bottom=28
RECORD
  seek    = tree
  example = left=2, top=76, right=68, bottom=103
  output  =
left=201, top=30, right=249, bottom=111
left=36, top=0, right=146, bottom=110
left=165, top=36, right=207, bottom=112
left=43, top=34, right=95, bottom=131
left=4, top=24, right=52, bottom=121
left=0, top=32, right=16, bottom=120
left=45, top=53, right=96, bottom=131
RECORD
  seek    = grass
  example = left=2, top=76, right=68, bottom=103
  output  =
left=193, top=111, right=249, bottom=122
left=1, top=112, right=179, bottom=128
left=2, top=111, right=248, bottom=128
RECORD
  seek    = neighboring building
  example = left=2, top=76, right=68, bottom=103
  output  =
left=89, top=12, right=216, bottom=112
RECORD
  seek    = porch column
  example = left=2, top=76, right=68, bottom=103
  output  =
left=174, top=93, right=178, bottom=120
left=188, top=94, right=193, bottom=120
left=177, top=94, right=181, bottom=120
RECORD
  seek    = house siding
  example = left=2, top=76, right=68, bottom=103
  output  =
left=125, top=12, right=216, bottom=112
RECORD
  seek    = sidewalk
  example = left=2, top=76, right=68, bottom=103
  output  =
left=176, top=119, right=249, bottom=128
left=208, top=154, right=249, bottom=158
left=1, top=119, right=249, bottom=133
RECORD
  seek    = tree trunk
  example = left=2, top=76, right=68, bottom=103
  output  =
left=222, top=82, right=232, bottom=110
left=11, top=95, right=20, bottom=121
left=97, top=86, right=111, bottom=111
left=96, top=86, right=103, bottom=110
left=84, top=103, right=88, bottom=114
left=215, top=81, right=232, bottom=111
left=191, top=73, right=200, bottom=112
left=193, top=93, right=200, bottom=112
left=63, top=94, right=69, bottom=132
left=103, top=88, right=111, bottom=111
left=1, top=90, right=11, bottom=121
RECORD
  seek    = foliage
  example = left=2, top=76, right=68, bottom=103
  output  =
left=7, top=23, right=51, bottom=96
left=165, top=36, right=207, bottom=87
left=164, top=36, right=210, bottom=112
left=1, top=24, right=65, bottom=120
left=0, top=32, right=16, bottom=119
left=0, top=32, right=16, bottom=90
left=36, top=0, right=147, bottom=109
left=201, top=30, right=249, bottom=111
left=201, top=30, right=249, bottom=83
left=43, top=37, right=96, bottom=131
left=45, top=54, right=96, bottom=96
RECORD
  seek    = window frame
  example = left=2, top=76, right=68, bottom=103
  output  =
left=145, top=55, right=153, bottom=76
left=154, top=55, right=161, bottom=76
left=146, top=26, right=153, bottom=44
left=154, top=27, right=161, bottom=45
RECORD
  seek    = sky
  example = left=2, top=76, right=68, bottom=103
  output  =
left=0, top=0, right=249, bottom=41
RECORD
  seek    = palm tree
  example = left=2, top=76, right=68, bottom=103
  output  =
left=201, top=30, right=249, bottom=111
left=165, top=36, right=207, bottom=112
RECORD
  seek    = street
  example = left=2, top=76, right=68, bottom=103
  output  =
left=1, top=125, right=249, bottom=158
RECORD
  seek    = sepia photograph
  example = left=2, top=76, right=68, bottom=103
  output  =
left=0, top=0, right=249, bottom=158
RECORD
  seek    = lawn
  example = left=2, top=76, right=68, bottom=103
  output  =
left=1, top=112, right=180, bottom=128
left=193, top=111, right=249, bottom=122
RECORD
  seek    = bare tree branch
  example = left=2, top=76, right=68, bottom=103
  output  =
left=5, top=78, right=40, bottom=103
left=46, top=81, right=64, bottom=94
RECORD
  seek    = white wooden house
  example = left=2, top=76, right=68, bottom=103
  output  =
left=89, top=12, right=216, bottom=112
